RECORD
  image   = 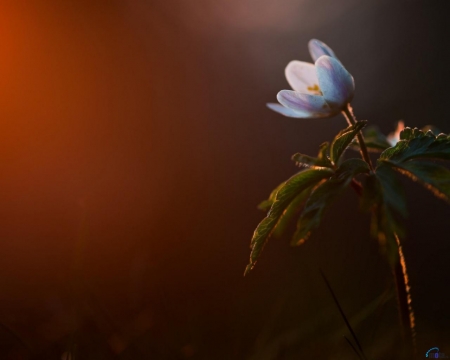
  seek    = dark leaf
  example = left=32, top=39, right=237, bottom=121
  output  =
left=291, top=142, right=333, bottom=168
left=361, top=167, right=407, bottom=265
left=376, top=164, right=408, bottom=217
left=317, top=142, right=333, bottom=166
left=245, top=168, right=333, bottom=275
left=258, top=181, right=286, bottom=211
left=272, top=186, right=313, bottom=238
left=377, top=127, right=450, bottom=204
left=381, top=160, right=450, bottom=203
left=330, top=121, right=367, bottom=164
left=379, top=127, right=450, bottom=163
left=291, top=159, right=370, bottom=245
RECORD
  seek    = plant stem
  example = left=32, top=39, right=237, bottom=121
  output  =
left=341, top=104, right=374, bottom=172
left=393, top=234, right=416, bottom=358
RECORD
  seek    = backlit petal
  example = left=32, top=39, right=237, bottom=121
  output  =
left=315, top=55, right=354, bottom=109
left=277, top=90, right=333, bottom=117
left=285, top=61, right=321, bottom=94
left=308, top=39, right=337, bottom=62
left=267, top=103, right=317, bottom=118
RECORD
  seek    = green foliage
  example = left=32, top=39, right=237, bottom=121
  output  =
left=292, top=142, right=333, bottom=168
left=272, top=186, right=313, bottom=238
left=245, top=168, right=333, bottom=275
left=330, top=121, right=367, bottom=164
left=292, top=159, right=369, bottom=245
left=246, top=124, right=369, bottom=274
left=257, top=181, right=286, bottom=211
left=361, top=167, right=407, bottom=264
left=247, top=124, right=450, bottom=273
left=380, top=127, right=450, bottom=163
left=381, top=161, right=450, bottom=204
left=360, top=127, right=450, bottom=263
left=379, top=127, right=450, bottom=203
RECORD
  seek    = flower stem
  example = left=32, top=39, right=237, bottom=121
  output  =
left=341, top=105, right=374, bottom=172
left=393, top=234, right=417, bottom=358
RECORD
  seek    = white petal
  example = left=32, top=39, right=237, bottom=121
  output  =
left=267, top=103, right=313, bottom=118
left=277, top=90, right=333, bottom=116
left=266, top=103, right=333, bottom=119
left=315, top=56, right=354, bottom=109
left=285, top=61, right=321, bottom=94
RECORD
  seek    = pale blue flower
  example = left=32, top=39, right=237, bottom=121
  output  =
left=308, top=39, right=338, bottom=62
left=387, top=120, right=405, bottom=146
left=267, top=39, right=355, bottom=119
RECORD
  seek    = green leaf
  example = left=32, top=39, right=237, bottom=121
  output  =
left=330, top=121, right=367, bottom=164
left=377, top=127, right=450, bottom=203
left=362, top=127, right=450, bottom=264
left=374, top=165, right=407, bottom=243
left=376, top=164, right=408, bottom=217
left=381, top=160, right=450, bottom=203
left=372, top=204, right=403, bottom=265
left=272, top=186, right=313, bottom=238
left=245, top=168, right=333, bottom=275
left=379, top=127, right=450, bottom=163
left=335, top=158, right=371, bottom=179
left=361, top=168, right=407, bottom=265
left=291, top=159, right=370, bottom=245
left=317, top=142, right=333, bottom=166
left=422, top=125, right=441, bottom=136
left=258, top=181, right=286, bottom=211
left=244, top=168, right=333, bottom=275
left=291, top=142, right=333, bottom=168
left=260, top=144, right=334, bottom=213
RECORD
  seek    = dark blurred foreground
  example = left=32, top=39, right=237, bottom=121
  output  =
left=0, top=1, right=449, bottom=359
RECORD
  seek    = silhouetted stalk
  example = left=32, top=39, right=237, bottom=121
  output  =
left=393, top=234, right=416, bottom=359
left=343, top=335, right=364, bottom=360
left=320, top=270, right=368, bottom=360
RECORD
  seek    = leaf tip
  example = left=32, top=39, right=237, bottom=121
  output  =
left=244, top=263, right=254, bottom=276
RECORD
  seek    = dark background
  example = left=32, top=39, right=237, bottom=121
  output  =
left=0, top=1, right=449, bottom=359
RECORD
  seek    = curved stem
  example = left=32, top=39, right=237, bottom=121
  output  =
left=341, top=104, right=374, bottom=172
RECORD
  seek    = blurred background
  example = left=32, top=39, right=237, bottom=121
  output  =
left=0, top=0, right=449, bottom=359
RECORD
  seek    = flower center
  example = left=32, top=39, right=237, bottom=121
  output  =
left=307, top=84, right=322, bottom=95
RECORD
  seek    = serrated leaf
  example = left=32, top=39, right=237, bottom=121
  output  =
left=330, top=121, right=367, bottom=164
left=291, top=153, right=330, bottom=168
left=291, top=142, right=333, bottom=168
left=245, top=168, right=333, bottom=275
left=422, top=125, right=441, bottom=136
left=381, top=160, right=450, bottom=203
left=258, top=181, right=286, bottom=211
left=379, top=127, right=450, bottom=163
left=272, top=186, right=313, bottom=238
left=291, top=159, right=370, bottom=245
left=377, top=126, right=450, bottom=204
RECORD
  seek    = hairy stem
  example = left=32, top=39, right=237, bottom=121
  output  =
left=342, top=105, right=374, bottom=172
left=393, top=234, right=416, bottom=358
